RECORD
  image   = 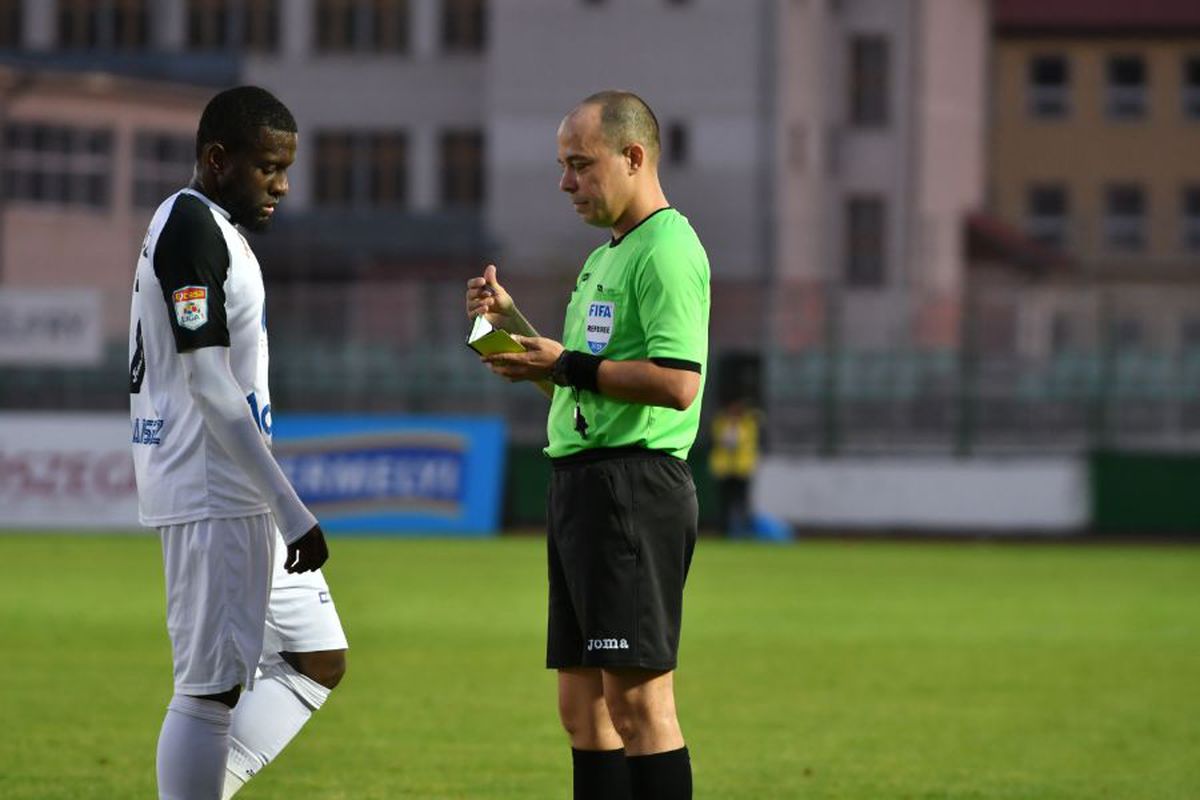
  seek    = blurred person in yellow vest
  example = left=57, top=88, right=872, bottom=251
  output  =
left=708, top=397, right=761, bottom=538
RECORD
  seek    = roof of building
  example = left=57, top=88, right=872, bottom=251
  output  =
left=995, top=0, right=1200, bottom=35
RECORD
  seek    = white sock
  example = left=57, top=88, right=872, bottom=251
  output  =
left=157, top=695, right=233, bottom=800
left=221, top=660, right=331, bottom=799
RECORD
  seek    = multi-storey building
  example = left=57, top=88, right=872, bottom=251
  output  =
left=0, top=66, right=206, bottom=340
left=989, top=0, right=1200, bottom=358
left=775, top=0, right=988, bottom=355
left=0, top=0, right=992, bottom=441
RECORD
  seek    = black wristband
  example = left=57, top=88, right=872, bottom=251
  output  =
left=557, top=350, right=604, bottom=392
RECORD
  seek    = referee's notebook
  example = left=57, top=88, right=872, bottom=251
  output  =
left=466, top=315, right=525, bottom=356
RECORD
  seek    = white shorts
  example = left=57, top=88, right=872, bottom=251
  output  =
left=261, top=528, right=349, bottom=663
left=160, top=514, right=276, bottom=696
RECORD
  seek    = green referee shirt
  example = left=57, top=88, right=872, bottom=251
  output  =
left=545, top=207, right=710, bottom=460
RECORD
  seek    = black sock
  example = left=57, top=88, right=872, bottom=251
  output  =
left=572, top=747, right=632, bottom=800
left=627, top=747, right=692, bottom=800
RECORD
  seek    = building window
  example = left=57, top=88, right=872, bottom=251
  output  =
left=440, top=130, right=484, bottom=208
left=1183, top=57, right=1200, bottom=119
left=442, top=0, right=485, bottom=53
left=314, top=131, right=409, bottom=208
left=2, top=122, right=113, bottom=209
left=133, top=132, right=194, bottom=209
left=58, top=0, right=151, bottom=50
left=368, top=133, right=407, bottom=206
left=1104, top=183, right=1146, bottom=252
left=187, top=0, right=279, bottom=52
left=1112, top=318, right=1144, bottom=351
left=1182, top=186, right=1200, bottom=252
left=845, top=195, right=885, bottom=287
left=665, top=121, right=688, bottom=166
left=849, top=35, right=889, bottom=128
left=1107, top=55, right=1146, bottom=120
left=315, top=0, right=408, bottom=53
left=1028, top=54, right=1069, bottom=118
left=0, top=0, right=21, bottom=48
left=1181, top=317, right=1200, bottom=352
left=1051, top=313, right=1074, bottom=354
left=1026, top=184, right=1068, bottom=248
left=314, top=133, right=354, bottom=206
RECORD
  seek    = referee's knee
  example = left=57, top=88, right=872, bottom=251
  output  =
left=605, top=696, right=677, bottom=748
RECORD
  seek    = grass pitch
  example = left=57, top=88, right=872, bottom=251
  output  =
left=1, top=534, right=1197, bottom=799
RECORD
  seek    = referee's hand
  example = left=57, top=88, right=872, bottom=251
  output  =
left=285, top=524, right=329, bottom=574
left=466, top=264, right=514, bottom=326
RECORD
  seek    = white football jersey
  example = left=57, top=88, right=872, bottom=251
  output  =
left=129, top=188, right=274, bottom=526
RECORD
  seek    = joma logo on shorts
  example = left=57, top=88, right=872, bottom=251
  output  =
left=586, top=638, right=630, bottom=651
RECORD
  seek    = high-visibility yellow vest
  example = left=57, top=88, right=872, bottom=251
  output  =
left=709, top=410, right=759, bottom=479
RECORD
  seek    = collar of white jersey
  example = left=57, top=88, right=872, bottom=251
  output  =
left=179, top=187, right=233, bottom=221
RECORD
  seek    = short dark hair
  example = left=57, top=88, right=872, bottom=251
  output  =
left=579, top=90, right=661, bottom=162
left=195, top=85, right=297, bottom=159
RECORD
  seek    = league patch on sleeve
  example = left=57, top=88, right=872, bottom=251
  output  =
left=172, top=286, right=208, bottom=330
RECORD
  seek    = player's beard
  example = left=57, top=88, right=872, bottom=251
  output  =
left=230, top=198, right=276, bottom=233
left=222, top=183, right=277, bottom=234
left=241, top=212, right=274, bottom=234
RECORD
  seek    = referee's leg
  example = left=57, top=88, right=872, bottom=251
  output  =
left=603, top=668, right=692, bottom=799
left=558, top=667, right=630, bottom=800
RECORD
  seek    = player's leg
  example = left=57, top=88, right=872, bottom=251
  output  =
left=730, top=476, right=750, bottom=537
left=157, top=515, right=274, bottom=800
left=602, top=668, right=690, bottom=799
left=222, top=530, right=348, bottom=798
left=717, top=476, right=736, bottom=535
left=547, top=466, right=631, bottom=799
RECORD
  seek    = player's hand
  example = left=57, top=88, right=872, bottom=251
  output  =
left=466, top=264, right=515, bottom=327
left=483, top=335, right=564, bottom=382
left=285, top=524, right=329, bottom=574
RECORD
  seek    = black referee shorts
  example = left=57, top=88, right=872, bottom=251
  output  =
left=546, top=447, right=698, bottom=671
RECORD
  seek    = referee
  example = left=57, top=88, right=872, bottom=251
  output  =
left=467, top=91, right=709, bottom=800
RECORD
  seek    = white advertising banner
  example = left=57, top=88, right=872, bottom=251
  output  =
left=0, top=413, right=140, bottom=529
left=0, top=288, right=104, bottom=366
left=755, top=456, right=1089, bottom=533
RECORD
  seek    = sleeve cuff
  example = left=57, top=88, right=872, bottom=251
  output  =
left=650, top=356, right=702, bottom=373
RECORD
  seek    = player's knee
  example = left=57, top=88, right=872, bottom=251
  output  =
left=284, top=649, right=346, bottom=690
left=310, top=650, right=346, bottom=689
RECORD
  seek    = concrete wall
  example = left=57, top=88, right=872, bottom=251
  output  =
left=755, top=456, right=1089, bottom=532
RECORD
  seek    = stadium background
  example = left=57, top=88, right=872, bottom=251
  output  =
left=1, top=1, right=1198, bottom=798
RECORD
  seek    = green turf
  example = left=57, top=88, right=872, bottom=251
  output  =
left=1, top=534, right=1198, bottom=799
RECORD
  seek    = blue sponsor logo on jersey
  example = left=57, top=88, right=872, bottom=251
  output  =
left=132, top=417, right=164, bottom=445
left=246, top=392, right=272, bottom=437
